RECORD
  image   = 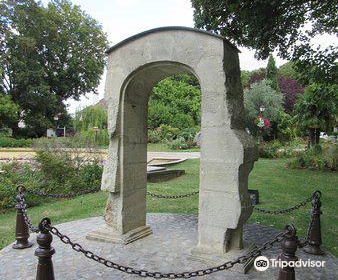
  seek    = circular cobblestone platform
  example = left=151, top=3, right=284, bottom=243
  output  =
left=0, top=214, right=337, bottom=280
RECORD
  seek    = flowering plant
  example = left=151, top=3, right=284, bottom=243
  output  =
left=256, top=115, right=270, bottom=133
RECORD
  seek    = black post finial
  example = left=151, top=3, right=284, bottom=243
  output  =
left=277, top=224, right=298, bottom=280
left=35, top=218, right=55, bottom=280
left=13, top=185, right=33, bottom=249
left=303, top=191, right=325, bottom=255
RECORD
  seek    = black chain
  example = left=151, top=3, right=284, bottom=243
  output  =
left=17, top=191, right=40, bottom=233
left=43, top=220, right=289, bottom=279
left=146, top=191, right=199, bottom=199
left=253, top=192, right=315, bottom=214
left=25, top=186, right=100, bottom=199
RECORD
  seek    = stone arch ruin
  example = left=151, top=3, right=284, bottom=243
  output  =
left=87, top=27, right=257, bottom=264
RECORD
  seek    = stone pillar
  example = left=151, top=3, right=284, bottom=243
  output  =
left=191, top=43, right=257, bottom=273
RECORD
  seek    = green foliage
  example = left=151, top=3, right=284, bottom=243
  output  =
left=147, top=124, right=179, bottom=143
left=167, top=138, right=196, bottom=150
left=0, top=94, right=19, bottom=129
left=287, top=144, right=337, bottom=171
left=73, top=105, right=109, bottom=146
left=294, top=83, right=338, bottom=131
left=277, top=111, right=297, bottom=141
left=191, top=0, right=337, bottom=85
left=266, top=55, right=278, bottom=91
left=0, top=162, right=45, bottom=209
left=241, top=70, right=251, bottom=88
left=35, top=151, right=76, bottom=186
left=258, top=140, right=282, bottom=158
left=258, top=138, right=306, bottom=159
left=148, top=75, right=201, bottom=130
left=244, top=79, right=284, bottom=136
left=176, top=127, right=199, bottom=143
left=0, top=136, right=32, bottom=147
left=191, top=0, right=337, bottom=58
left=278, top=61, right=300, bottom=80
left=0, top=0, right=108, bottom=137
left=0, top=137, right=103, bottom=210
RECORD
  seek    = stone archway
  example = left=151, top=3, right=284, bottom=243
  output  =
left=87, top=27, right=257, bottom=263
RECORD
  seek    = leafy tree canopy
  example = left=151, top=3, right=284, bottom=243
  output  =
left=0, top=94, right=19, bottom=129
left=0, top=0, right=108, bottom=137
left=191, top=0, right=337, bottom=84
left=294, top=83, right=338, bottom=132
left=148, top=74, right=201, bottom=130
left=278, top=61, right=300, bottom=80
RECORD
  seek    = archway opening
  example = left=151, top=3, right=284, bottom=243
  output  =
left=146, top=72, right=201, bottom=213
left=121, top=62, right=201, bottom=230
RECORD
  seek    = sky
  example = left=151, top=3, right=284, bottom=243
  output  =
left=40, top=0, right=336, bottom=114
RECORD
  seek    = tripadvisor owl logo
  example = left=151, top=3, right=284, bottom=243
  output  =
left=254, top=256, right=326, bottom=271
left=254, top=256, right=269, bottom=271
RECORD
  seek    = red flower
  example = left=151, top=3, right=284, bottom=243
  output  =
left=264, top=118, right=270, bottom=129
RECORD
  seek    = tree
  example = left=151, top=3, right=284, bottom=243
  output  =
left=0, top=0, right=108, bottom=137
left=246, top=63, right=304, bottom=113
left=278, top=61, right=300, bottom=80
left=148, top=74, right=201, bottom=130
left=293, top=83, right=338, bottom=147
left=248, top=68, right=266, bottom=86
left=0, top=94, right=19, bottom=129
left=73, top=105, right=109, bottom=146
left=266, top=55, right=278, bottom=90
left=278, top=75, right=304, bottom=113
left=240, top=70, right=251, bottom=88
left=191, top=0, right=337, bottom=84
left=244, top=79, right=283, bottom=137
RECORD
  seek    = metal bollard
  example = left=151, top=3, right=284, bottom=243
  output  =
left=35, top=218, right=55, bottom=280
left=303, top=191, right=325, bottom=255
left=13, top=186, right=33, bottom=249
left=277, top=224, right=298, bottom=280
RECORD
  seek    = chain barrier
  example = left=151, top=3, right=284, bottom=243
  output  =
left=146, top=190, right=199, bottom=199
left=253, top=191, right=320, bottom=214
left=17, top=189, right=40, bottom=233
left=41, top=218, right=290, bottom=278
left=25, top=186, right=100, bottom=199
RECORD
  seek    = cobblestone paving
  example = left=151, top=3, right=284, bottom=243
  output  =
left=0, top=214, right=337, bottom=280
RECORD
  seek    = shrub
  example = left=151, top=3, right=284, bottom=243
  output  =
left=0, top=137, right=104, bottom=210
left=287, top=144, right=337, bottom=171
left=0, top=136, right=33, bottom=148
left=244, top=79, right=284, bottom=137
left=277, top=112, right=297, bottom=142
left=147, top=125, right=179, bottom=143
left=33, top=137, right=103, bottom=194
left=176, top=127, right=200, bottom=142
left=168, top=137, right=196, bottom=150
left=148, top=129, right=162, bottom=143
left=0, top=162, right=45, bottom=210
left=258, top=140, right=282, bottom=158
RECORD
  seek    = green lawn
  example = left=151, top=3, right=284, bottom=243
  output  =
left=0, top=158, right=337, bottom=257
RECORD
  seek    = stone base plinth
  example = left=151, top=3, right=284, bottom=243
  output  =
left=190, top=242, right=256, bottom=274
left=86, top=225, right=152, bottom=244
